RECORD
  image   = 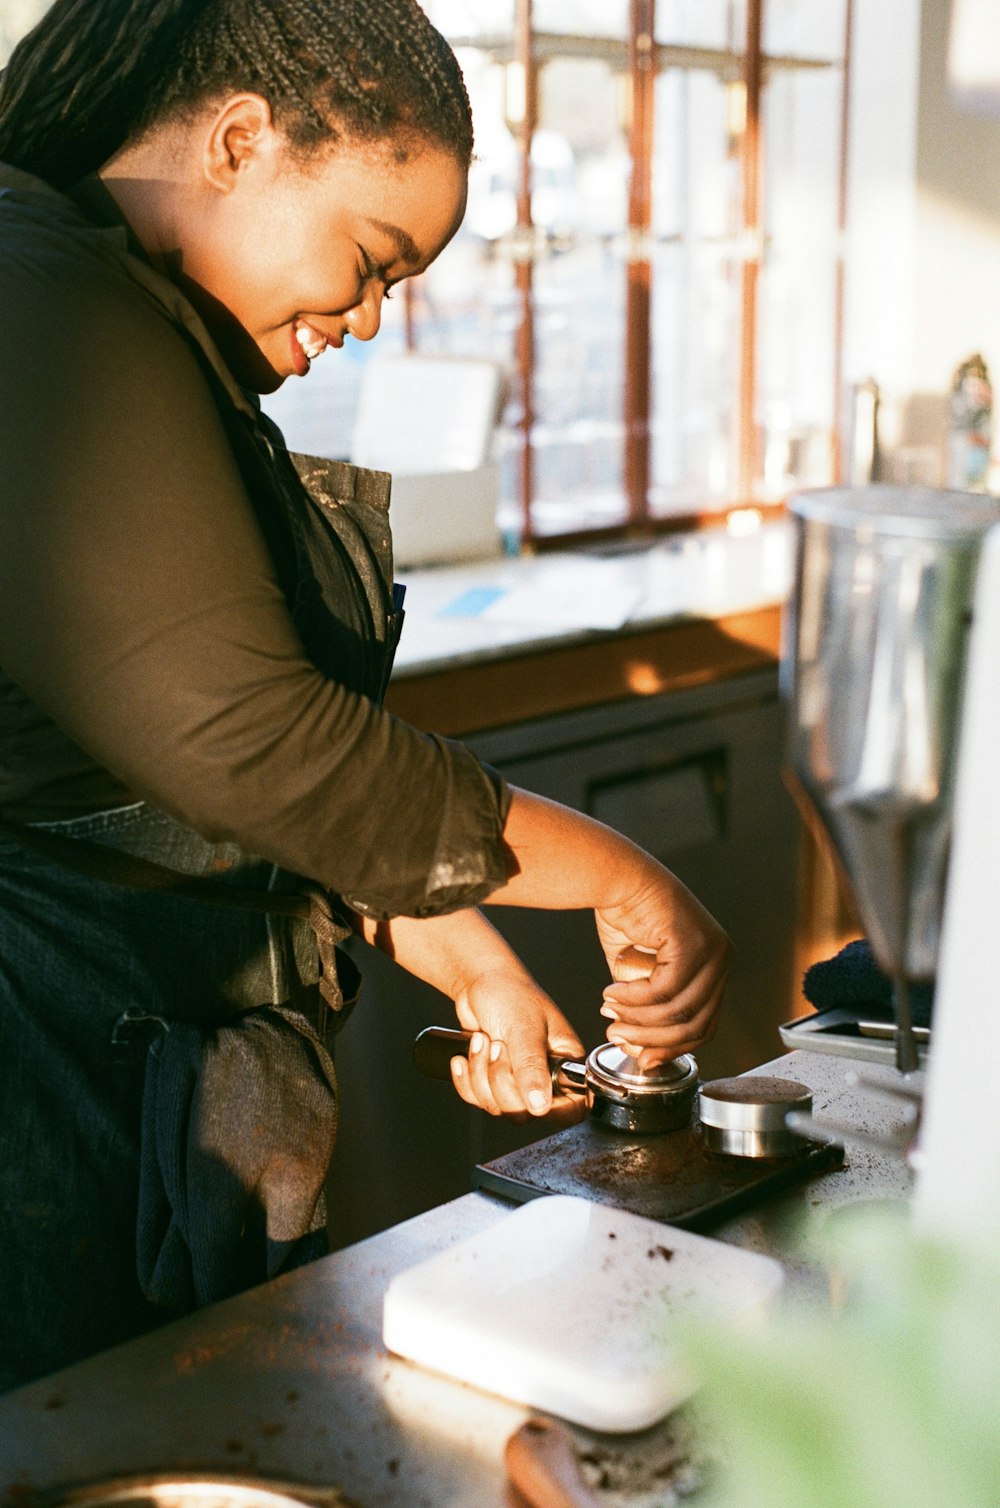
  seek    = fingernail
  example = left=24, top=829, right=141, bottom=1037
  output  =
left=453, top=1058, right=466, bottom=1079
left=528, top=1089, right=548, bottom=1114
left=489, top=1039, right=502, bottom=1062
left=470, top=1032, right=485, bottom=1055
left=600, top=1005, right=619, bottom=1021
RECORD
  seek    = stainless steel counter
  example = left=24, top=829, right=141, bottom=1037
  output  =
left=0, top=1050, right=918, bottom=1508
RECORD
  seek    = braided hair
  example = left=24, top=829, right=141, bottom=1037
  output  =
left=0, top=0, right=473, bottom=188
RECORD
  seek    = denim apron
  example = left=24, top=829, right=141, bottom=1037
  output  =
left=0, top=448, right=403, bottom=1391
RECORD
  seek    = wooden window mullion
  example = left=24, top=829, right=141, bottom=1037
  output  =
left=514, top=0, right=537, bottom=542
left=625, top=0, right=656, bottom=526
left=737, top=0, right=764, bottom=502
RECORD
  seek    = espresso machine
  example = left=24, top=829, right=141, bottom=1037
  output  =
left=782, top=485, right=1000, bottom=1236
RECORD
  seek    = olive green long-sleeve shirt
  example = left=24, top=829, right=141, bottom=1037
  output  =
left=0, top=163, right=510, bottom=917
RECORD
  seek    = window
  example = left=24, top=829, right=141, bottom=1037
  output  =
left=271, top=0, right=848, bottom=546
left=0, top=3, right=849, bottom=545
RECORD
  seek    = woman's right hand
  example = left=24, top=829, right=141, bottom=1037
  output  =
left=591, top=861, right=732, bottom=1068
left=353, top=905, right=587, bottom=1122
left=485, top=787, right=734, bottom=1069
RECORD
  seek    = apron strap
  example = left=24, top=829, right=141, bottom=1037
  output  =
left=0, top=817, right=352, bottom=1011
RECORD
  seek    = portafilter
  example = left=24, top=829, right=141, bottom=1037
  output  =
left=413, top=1026, right=698, bottom=1135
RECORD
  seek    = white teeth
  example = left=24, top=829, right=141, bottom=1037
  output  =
left=295, top=323, right=327, bottom=360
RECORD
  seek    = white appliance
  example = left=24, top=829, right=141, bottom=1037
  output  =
left=350, top=353, right=506, bottom=569
left=783, top=486, right=1000, bottom=1238
left=915, top=522, right=1000, bottom=1234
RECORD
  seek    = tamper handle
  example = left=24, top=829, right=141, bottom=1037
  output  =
left=412, top=1026, right=587, bottom=1095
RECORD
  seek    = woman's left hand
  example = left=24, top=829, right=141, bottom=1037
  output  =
left=449, top=968, right=586, bottom=1124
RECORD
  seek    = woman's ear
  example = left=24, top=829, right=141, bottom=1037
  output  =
left=201, top=93, right=278, bottom=193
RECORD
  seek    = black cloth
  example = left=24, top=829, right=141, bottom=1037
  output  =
left=802, top=938, right=934, bottom=1028
left=0, top=811, right=337, bottom=1390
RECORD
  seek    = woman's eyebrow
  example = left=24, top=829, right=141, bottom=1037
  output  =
left=362, top=217, right=421, bottom=267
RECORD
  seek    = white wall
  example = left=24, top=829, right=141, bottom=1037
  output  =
left=911, top=0, right=1000, bottom=394
left=0, top=0, right=49, bottom=65
left=844, top=0, right=1000, bottom=472
left=842, top=0, right=922, bottom=419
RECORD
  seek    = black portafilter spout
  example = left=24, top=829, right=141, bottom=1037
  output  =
left=891, top=975, right=920, bottom=1076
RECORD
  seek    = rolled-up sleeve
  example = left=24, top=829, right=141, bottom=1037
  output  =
left=0, top=201, right=512, bottom=916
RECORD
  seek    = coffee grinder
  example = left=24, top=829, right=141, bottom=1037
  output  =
left=783, top=485, right=1000, bottom=1233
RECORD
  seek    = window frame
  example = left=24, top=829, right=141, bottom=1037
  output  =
left=411, top=0, right=854, bottom=548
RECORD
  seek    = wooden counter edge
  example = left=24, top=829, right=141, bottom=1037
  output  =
left=385, top=604, right=784, bottom=736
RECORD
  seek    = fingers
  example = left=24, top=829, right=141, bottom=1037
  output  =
left=597, top=872, right=732, bottom=1007
left=450, top=1044, right=586, bottom=1123
left=602, top=954, right=727, bottom=1022
left=605, top=998, right=721, bottom=1068
left=600, top=920, right=732, bottom=1060
left=601, top=954, right=728, bottom=1064
left=449, top=1028, right=554, bottom=1118
left=450, top=1031, right=523, bottom=1116
left=448, top=998, right=585, bottom=1121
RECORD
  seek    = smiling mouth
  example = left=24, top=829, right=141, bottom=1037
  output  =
left=293, top=318, right=342, bottom=373
left=295, top=320, right=328, bottom=361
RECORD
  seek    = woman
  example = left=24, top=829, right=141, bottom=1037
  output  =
left=0, top=0, right=731, bottom=1390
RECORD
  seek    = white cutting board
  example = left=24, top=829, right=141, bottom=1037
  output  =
left=382, top=1194, right=783, bottom=1433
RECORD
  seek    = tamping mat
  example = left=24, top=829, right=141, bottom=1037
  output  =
left=473, top=1116, right=844, bottom=1231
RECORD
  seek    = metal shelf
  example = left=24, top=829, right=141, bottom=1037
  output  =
left=447, top=30, right=837, bottom=77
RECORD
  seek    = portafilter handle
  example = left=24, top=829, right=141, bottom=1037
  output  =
left=412, top=1026, right=588, bottom=1096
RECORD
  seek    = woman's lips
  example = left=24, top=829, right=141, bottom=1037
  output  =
left=291, top=318, right=342, bottom=376
left=290, top=324, right=310, bottom=377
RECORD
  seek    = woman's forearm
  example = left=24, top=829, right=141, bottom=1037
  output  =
left=488, top=786, right=669, bottom=913
left=356, top=782, right=731, bottom=1105
left=355, top=904, right=535, bottom=1002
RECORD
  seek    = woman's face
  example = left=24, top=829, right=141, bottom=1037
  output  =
left=169, top=107, right=468, bottom=392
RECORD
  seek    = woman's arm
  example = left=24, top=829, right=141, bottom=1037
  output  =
left=0, top=227, right=508, bottom=914
left=355, top=904, right=586, bottom=1120
left=489, top=787, right=731, bottom=1063
left=360, top=785, right=732, bottom=1117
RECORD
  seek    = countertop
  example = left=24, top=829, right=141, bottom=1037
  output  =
left=384, top=520, right=793, bottom=736
left=0, top=1048, right=917, bottom=1508
left=392, top=519, right=793, bottom=677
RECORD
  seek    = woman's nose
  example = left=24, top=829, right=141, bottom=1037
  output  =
left=344, top=283, right=383, bottom=343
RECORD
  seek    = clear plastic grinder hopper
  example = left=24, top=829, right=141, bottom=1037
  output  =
left=782, top=485, right=1000, bottom=1073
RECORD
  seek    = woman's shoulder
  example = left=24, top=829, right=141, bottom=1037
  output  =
left=0, top=162, right=258, bottom=424
left=0, top=162, right=177, bottom=342
left=1, top=162, right=132, bottom=269
left=0, top=160, right=254, bottom=428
